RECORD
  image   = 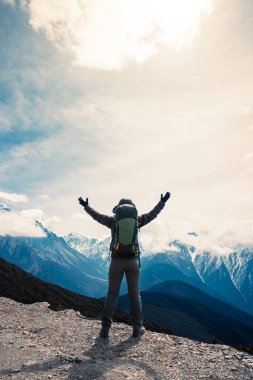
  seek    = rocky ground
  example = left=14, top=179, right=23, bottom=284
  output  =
left=0, top=297, right=253, bottom=380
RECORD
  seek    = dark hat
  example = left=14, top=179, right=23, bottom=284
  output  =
left=112, top=198, right=136, bottom=213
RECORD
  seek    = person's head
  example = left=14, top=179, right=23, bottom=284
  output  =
left=112, top=198, right=136, bottom=213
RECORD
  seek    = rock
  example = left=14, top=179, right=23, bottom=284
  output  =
left=1, top=297, right=253, bottom=380
left=10, top=366, right=21, bottom=373
left=23, top=360, right=37, bottom=366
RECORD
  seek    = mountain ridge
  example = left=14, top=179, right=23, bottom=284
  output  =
left=0, top=257, right=167, bottom=333
left=148, top=279, right=253, bottom=328
left=117, top=288, right=253, bottom=345
left=1, top=204, right=253, bottom=314
left=63, top=232, right=253, bottom=313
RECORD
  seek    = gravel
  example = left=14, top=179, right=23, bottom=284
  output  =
left=0, top=297, right=253, bottom=380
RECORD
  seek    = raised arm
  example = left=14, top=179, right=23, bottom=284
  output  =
left=138, top=192, right=170, bottom=228
left=78, top=197, right=113, bottom=229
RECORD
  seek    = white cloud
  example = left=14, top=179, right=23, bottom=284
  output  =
left=1, top=0, right=253, bottom=250
left=0, top=213, right=46, bottom=237
left=0, top=105, right=13, bottom=131
left=0, top=191, right=28, bottom=203
left=0, top=0, right=15, bottom=6
left=24, top=0, right=214, bottom=70
left=20, top=208, right=45, bottom=221
left=140, top=214, right=253, bottom=256
left=72, top=212, right=90, bottom=221
left=20, top=208, right=61, bottom=228
left=48, top=215, right=61, bottom=223
left=239, top=104, right=253, bottom=115
left=242, top=152, right=253, bottom=161
left=37, top=194, right=51, bottom=200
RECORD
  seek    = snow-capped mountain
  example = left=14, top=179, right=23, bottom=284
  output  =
left=142, top=243, right=253, bottom=314
left=63, top=234, right=112, bottom=272
left=139, top=241, right=221, bottom=299
left=222, top=249, right=253, bottom=313
left=1, top=204, right=253, bottom=315
left=192, top=252, right=247, bottom=311
left=64, top=233, right=253, bottom=314
left=0, top=214, right=108, bottom=297
left=141, top=240, right=200, bottom=280
left=64, top=233, right=99, bottom=252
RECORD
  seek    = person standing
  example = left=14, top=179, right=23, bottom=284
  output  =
left=78, top=192, right=170, bottom=338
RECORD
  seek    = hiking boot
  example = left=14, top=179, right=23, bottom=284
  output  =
left=132, top=326, right=145, bottom=338
left=99, top=326, right=110, bottom=339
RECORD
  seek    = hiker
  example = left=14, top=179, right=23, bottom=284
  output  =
left=78, top=192, right=170, bottom=338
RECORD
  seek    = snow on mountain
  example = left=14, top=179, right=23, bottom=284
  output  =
left=0, top=214, right=108, bottom=297
left=64, top=234, right=253, bottom=313
left=223, top=249, right=253, bottom=313
left=0, top=203, right=12, bottom=213
left=0, top=203, right=45, bottom=237
left=1, top=204, right=253, bottom=313
left=63, top=234, right=111, bottom=272
left=64, top=233, right=99, bottom=252
left=192, top=251, right=248, bottom=311
left=141, top=240, right=201, bottom=282
left=139, top=240, right=228, bottom=301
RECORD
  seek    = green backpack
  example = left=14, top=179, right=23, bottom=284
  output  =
left=111, top=204, right=140, bottom=260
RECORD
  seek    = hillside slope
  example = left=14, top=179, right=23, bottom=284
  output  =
left=117, top=288, right=253, bottom=345
left=0, top=257, right=165, bottom=332
left=0, top=257, right=114, bottom=320
left=1, top=297, right=253, bottom=379
left=63, top=232, right=253, bottom=314
left=149, top=280, right=253, bottom=329
left=0, top=231, right=107, bottom=298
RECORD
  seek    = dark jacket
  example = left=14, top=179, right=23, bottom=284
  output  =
left=84, top=200, right=165, bottom=258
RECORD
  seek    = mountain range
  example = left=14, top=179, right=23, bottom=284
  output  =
left=117, top=280, right=253, bottom=345
left=1, top=254, right=253, bottom=347
left=0, top=205, right=107, bottom=297
left=1, top=203, right=253, bottom=317
left=64, top=232, right=253, bottom=315
left=0, top=257, right=165, bottom=333
left=2, top=202, right=253, bottom=348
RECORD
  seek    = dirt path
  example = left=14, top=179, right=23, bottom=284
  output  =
left=0, top=297, right=253, bottom=379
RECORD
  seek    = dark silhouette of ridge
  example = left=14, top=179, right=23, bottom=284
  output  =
left=117, top=285, right=253, bottom=345
left=0, top=234, right=107, bottom=298
left=148, top=280, right=253, bottom=329
left=0, top=257, right=168, bottom=333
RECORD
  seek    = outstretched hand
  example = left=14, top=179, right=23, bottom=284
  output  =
left=78, top=196, right=88, bottom=207
left=161, top=192, right=170, bottom=203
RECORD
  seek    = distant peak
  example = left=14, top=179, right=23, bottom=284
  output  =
left=188, top=232, right=198, bottom=237
left=35, top=220, right=49, bottom=235
left=0, top=203, right=12, bottom=213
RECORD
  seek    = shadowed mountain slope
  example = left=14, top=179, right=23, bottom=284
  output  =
left=148, top=280, right=253, bottom=329
left=117, top=288, right=253, bottom=345
left=0, top=231, right=107, bottom=298
left=0, top=257, right=166, bottom=332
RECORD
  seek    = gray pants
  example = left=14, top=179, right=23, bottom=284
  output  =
left=102, top=258, right=143, bottom=328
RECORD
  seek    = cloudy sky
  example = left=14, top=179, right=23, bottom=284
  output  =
left=0, top=0, right=253, bottom=253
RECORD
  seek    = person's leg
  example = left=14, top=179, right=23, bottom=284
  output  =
left=125, top=259, right=144, bottom=336
left=100, top=259, right=124, bottom=336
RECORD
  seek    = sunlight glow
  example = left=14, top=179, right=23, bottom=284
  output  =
left=151, top=0, right=214, bottom=47
left=25, top=0, right=214, bottom=69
